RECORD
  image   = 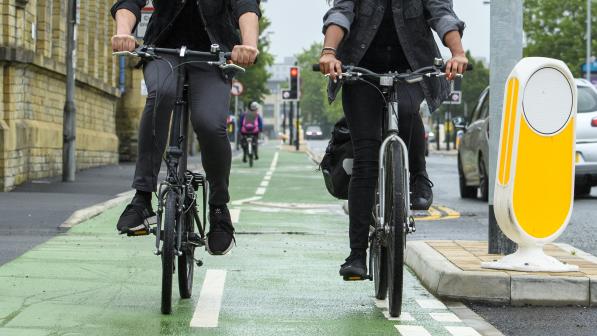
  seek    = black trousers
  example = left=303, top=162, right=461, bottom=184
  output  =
left=342, top=80, right=426, bottom=250
left=133, top=55, right=232, bottom=206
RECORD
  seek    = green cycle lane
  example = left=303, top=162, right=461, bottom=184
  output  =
left=0, top=145, right=490, bottom=336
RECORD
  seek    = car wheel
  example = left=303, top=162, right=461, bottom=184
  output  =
left=459, top=154, right=477, bottom=199
left=575, top=183, right=592, bottom=197
left=479, top=155, right=489, bottom=202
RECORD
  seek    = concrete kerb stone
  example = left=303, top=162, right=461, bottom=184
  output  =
left=406, top=240, right=597, bottom=306
left=59, top=190, right=135, bottom=229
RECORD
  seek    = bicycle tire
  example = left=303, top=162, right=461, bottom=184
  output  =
left=385, top=141, right=407, bottom=318
left=248, top=142, right=254, bottom=168
left=178, top=207, right=195, bottom=299
left=370, top=231, right=388, bottom=300
left=161, top=192, right=177, bottom=314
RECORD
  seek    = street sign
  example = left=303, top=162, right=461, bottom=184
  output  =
left=482, top=57, right=578, bottom=272
left=135, top=1, right=154, bottom=40
left=231, top=80, right=244, bottom=96
left=282, top=90, right=293, bottom=100
left=444, top=91, right=462, bottom=105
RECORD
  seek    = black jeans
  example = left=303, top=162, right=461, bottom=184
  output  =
left=342, top=80, right=426, bottom=250
left=133, top=55, right=232, bottom=206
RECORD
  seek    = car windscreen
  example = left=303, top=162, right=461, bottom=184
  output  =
left=577, top=86, right=597, bottom=113
left=307, top=126, right=321, bottom=132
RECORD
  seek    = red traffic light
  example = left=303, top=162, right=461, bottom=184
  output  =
left=290, top=67, right=299, bottom=77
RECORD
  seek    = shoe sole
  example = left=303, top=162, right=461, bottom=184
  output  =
left=206, top=239, right=234, bottom=256
left=118, top=215, right=157, bottom=235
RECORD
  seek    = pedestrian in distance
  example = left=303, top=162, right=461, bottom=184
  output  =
left=319, top=0, right=468, bottom=279
left=110, top=0, right=260, bottom=255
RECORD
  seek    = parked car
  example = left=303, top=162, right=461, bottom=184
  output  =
left=455, top=80, right=597, bottom=201
left=424, top=125, right=434, bottom=156
left=574, top=79, right=597, bottom=196
left=305, top=125, right=324, bottom=140
left=455, top=87, right=490, bottom=201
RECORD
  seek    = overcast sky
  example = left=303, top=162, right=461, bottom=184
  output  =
left=262, top=0, right=490, bottom=63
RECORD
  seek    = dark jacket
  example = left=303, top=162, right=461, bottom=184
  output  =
left=110, top=0, right=261, bottom=52
left=323, top=0, right=465, bottom=111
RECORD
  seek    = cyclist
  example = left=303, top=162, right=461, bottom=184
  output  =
left=110, top=0, right=260, bottom=255
left=319, top=0, right=468, bottom=278
left=239, top=102, right=264, bottom=162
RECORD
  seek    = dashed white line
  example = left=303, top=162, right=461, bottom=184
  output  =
left=263, top=175, right=271, bottom=181
left=190, top=269, right=227, bottom=328
left=229, top=208, right=241, bottom=224
left=255, top=187, right=266, bottom=195
left=445, top=326, right=483, bottom=336
left=383, top=310, right=415, bottom=321
left=231, top=196, right=262, bottom=206
left=254, top=152, right=279, bottom=196
left=260, top=181, right=269, bottom=187
left=395, top=325, right=432, bottom=336
left=416, top=299, right=447, bottom=310
left=430, top=312, right=461, bottom=323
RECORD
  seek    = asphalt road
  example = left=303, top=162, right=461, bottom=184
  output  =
left=308, top=139, right=597, bottom=336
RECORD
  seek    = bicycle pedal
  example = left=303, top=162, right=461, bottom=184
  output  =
left=127, top=229, right=150, bottom=237
left=343, top=275, right=367, bottom=281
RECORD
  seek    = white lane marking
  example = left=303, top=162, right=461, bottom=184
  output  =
left=229, top=209, right=240, bottom=224
left=374, top=299, right=386, bottom=308
left=383, top=310, right=415, bottom=321
left=231, top=196, right=262, bottom=206
left=416, top=299, right=447, bottom=310
left=395, top=325, right=432, bottom=336
left=263, top=175, right=272, bottom=181
left=254, top=152, right=279, bottom=197
left=430, top=312, right=461, bottom=323
left=190, top=269, right=227, bottom=328
left=260, top=181, right=269, bottom=187
left=445, top=326, right=483, bottom=336
left=255, top=187, right=266, bottom=195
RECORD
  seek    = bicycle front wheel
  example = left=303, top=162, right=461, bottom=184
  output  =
left=370, top=231, right=388, bottom=300
left=385, top=140, right=408, bottom=318
left=161, top=192, right=177, bottom=314
left=178, top=207, right=195, bottom=299
left=248, top=143, right=254, bottom=167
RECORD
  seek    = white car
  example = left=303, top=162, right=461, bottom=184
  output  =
left=575, top=79, right=597, bottom=195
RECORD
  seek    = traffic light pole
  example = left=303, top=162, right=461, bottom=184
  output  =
left=289, top=102, right=294, bottom=146
left=295, top=101, right=300, bottom=151
left=488, top=0, right=520, bottom=254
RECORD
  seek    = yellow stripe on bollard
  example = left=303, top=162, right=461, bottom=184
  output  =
left=498, top=77, right=519, bottom=186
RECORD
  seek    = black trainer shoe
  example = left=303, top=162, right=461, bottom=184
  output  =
left=339, top=250, right=367, bottom=280
left=206, top=205, right=235, bottom=255
left=242, top=155, right=247, bottom=163
left=411, top=172, right=434, bottom=211
left=116, top=194, right=156, bottom=235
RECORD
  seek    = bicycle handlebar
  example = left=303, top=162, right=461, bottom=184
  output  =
left=311, top=63, right=473, bottom=74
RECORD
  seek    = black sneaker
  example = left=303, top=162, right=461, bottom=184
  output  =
left=242, top=155, right=247, bottom=163
left=206, top=205, right=235, bottom=255
left=339, top=250, right=367, bottom=280
left=116, top=195, right=156, bottom=235
left=411, top=172, right=434, bottom=210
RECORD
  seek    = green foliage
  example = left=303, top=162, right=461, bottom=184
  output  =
left=236, top=8, right=274, bottom=106
left=524, top=0, right=593, bottom=77
left=295, top=42, right=344, bottom=132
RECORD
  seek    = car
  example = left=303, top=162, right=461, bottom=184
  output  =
left=424, top=125, right=434, bottom=156
left=573, top=79, right=597, bottom=196
left=305, top=125, right=324, bottom=140
left=455, top=80, right=597, bottom=201
left=454, top=87, right=490, bottom=201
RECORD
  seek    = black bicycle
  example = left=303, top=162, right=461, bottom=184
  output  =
left=241, top=134, right=257, bottom=167
left=314, top=59, right=471, bottom=317
left=115, top=44, right=244, bottom=314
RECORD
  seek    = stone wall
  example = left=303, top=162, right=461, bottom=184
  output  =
left=0, top=0, right=120, bottom=191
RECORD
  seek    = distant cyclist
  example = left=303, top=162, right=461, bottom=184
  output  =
left=239, top=102, right=263, bottom=162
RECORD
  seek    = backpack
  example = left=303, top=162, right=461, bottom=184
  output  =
left=241, top=111, right=259, bottom=134
left=320, top=117, right=354, bottom=200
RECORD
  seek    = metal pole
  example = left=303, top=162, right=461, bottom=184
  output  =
left=296, top=101, right=300, bottom=151
left=282, top=101, right=287, bottom=143
left=289, top=102, right=294, bottom=146
left=488, top=0, right=520, bottom=254
left=62, top=0, right=77, bottom=182
left=587, top=0, right=592, bottom=82
left=436, top=112, right=440, bottom=150
left=235, top=96, right=240, bottom=150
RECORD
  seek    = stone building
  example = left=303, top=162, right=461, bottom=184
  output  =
left=0, top=0, right=120, bottom=191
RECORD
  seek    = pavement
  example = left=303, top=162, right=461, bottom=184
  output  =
left=0, top=144, right=501, bottom=336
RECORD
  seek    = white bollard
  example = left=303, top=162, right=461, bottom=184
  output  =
left=481, top=57, right=579, bottom=272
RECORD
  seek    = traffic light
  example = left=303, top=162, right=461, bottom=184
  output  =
left=288, top=66, right=300, bottom=100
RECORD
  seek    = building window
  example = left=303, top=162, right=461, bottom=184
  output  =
left=15, top=0, right=29, bottom=9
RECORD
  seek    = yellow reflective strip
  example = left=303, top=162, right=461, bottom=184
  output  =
left=498, top=78, right=519, bottom=185
left=504, top=78, right=520, bottom=185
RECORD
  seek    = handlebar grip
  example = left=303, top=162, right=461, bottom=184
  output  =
left=441, top=63, right=474, bottom=72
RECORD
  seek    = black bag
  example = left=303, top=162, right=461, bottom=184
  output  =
left=320, top=118, right=353, bottom=200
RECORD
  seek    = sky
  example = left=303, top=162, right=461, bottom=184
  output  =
left=262, top=0, right=491, bottom=64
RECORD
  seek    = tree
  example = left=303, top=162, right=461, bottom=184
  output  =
left=295, top=42, right=344, bottom=133
left=236, top=8, right=274, bottom=106
left=524, top=0, right=594, bottom=77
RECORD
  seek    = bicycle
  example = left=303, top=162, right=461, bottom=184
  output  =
left=313, top=59, right=471, bottom=317
left=241, top=134, right=258, bottom=167
left=114, top=44, right=245, bottom=314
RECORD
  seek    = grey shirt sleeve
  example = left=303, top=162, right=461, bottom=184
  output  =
left=423, top=0, right=465, bottom=46
left=322, top=0, right=356, bottom=37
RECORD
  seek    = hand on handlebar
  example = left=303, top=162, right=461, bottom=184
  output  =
left=231, top=45, right=259, bottom=67
left=319, top=54, right=343, bottom=82
left=445, top=53, right=469, bottom=80
left=111, top=34, right=137, bottom=52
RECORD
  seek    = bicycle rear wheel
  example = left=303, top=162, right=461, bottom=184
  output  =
left=248, top=142, right=254, bottom=167
left=161, top=192, right=177, bottom=314
left=385, top=140, right=408, bottom=318
left=178, top=206, right=195, bottom=299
